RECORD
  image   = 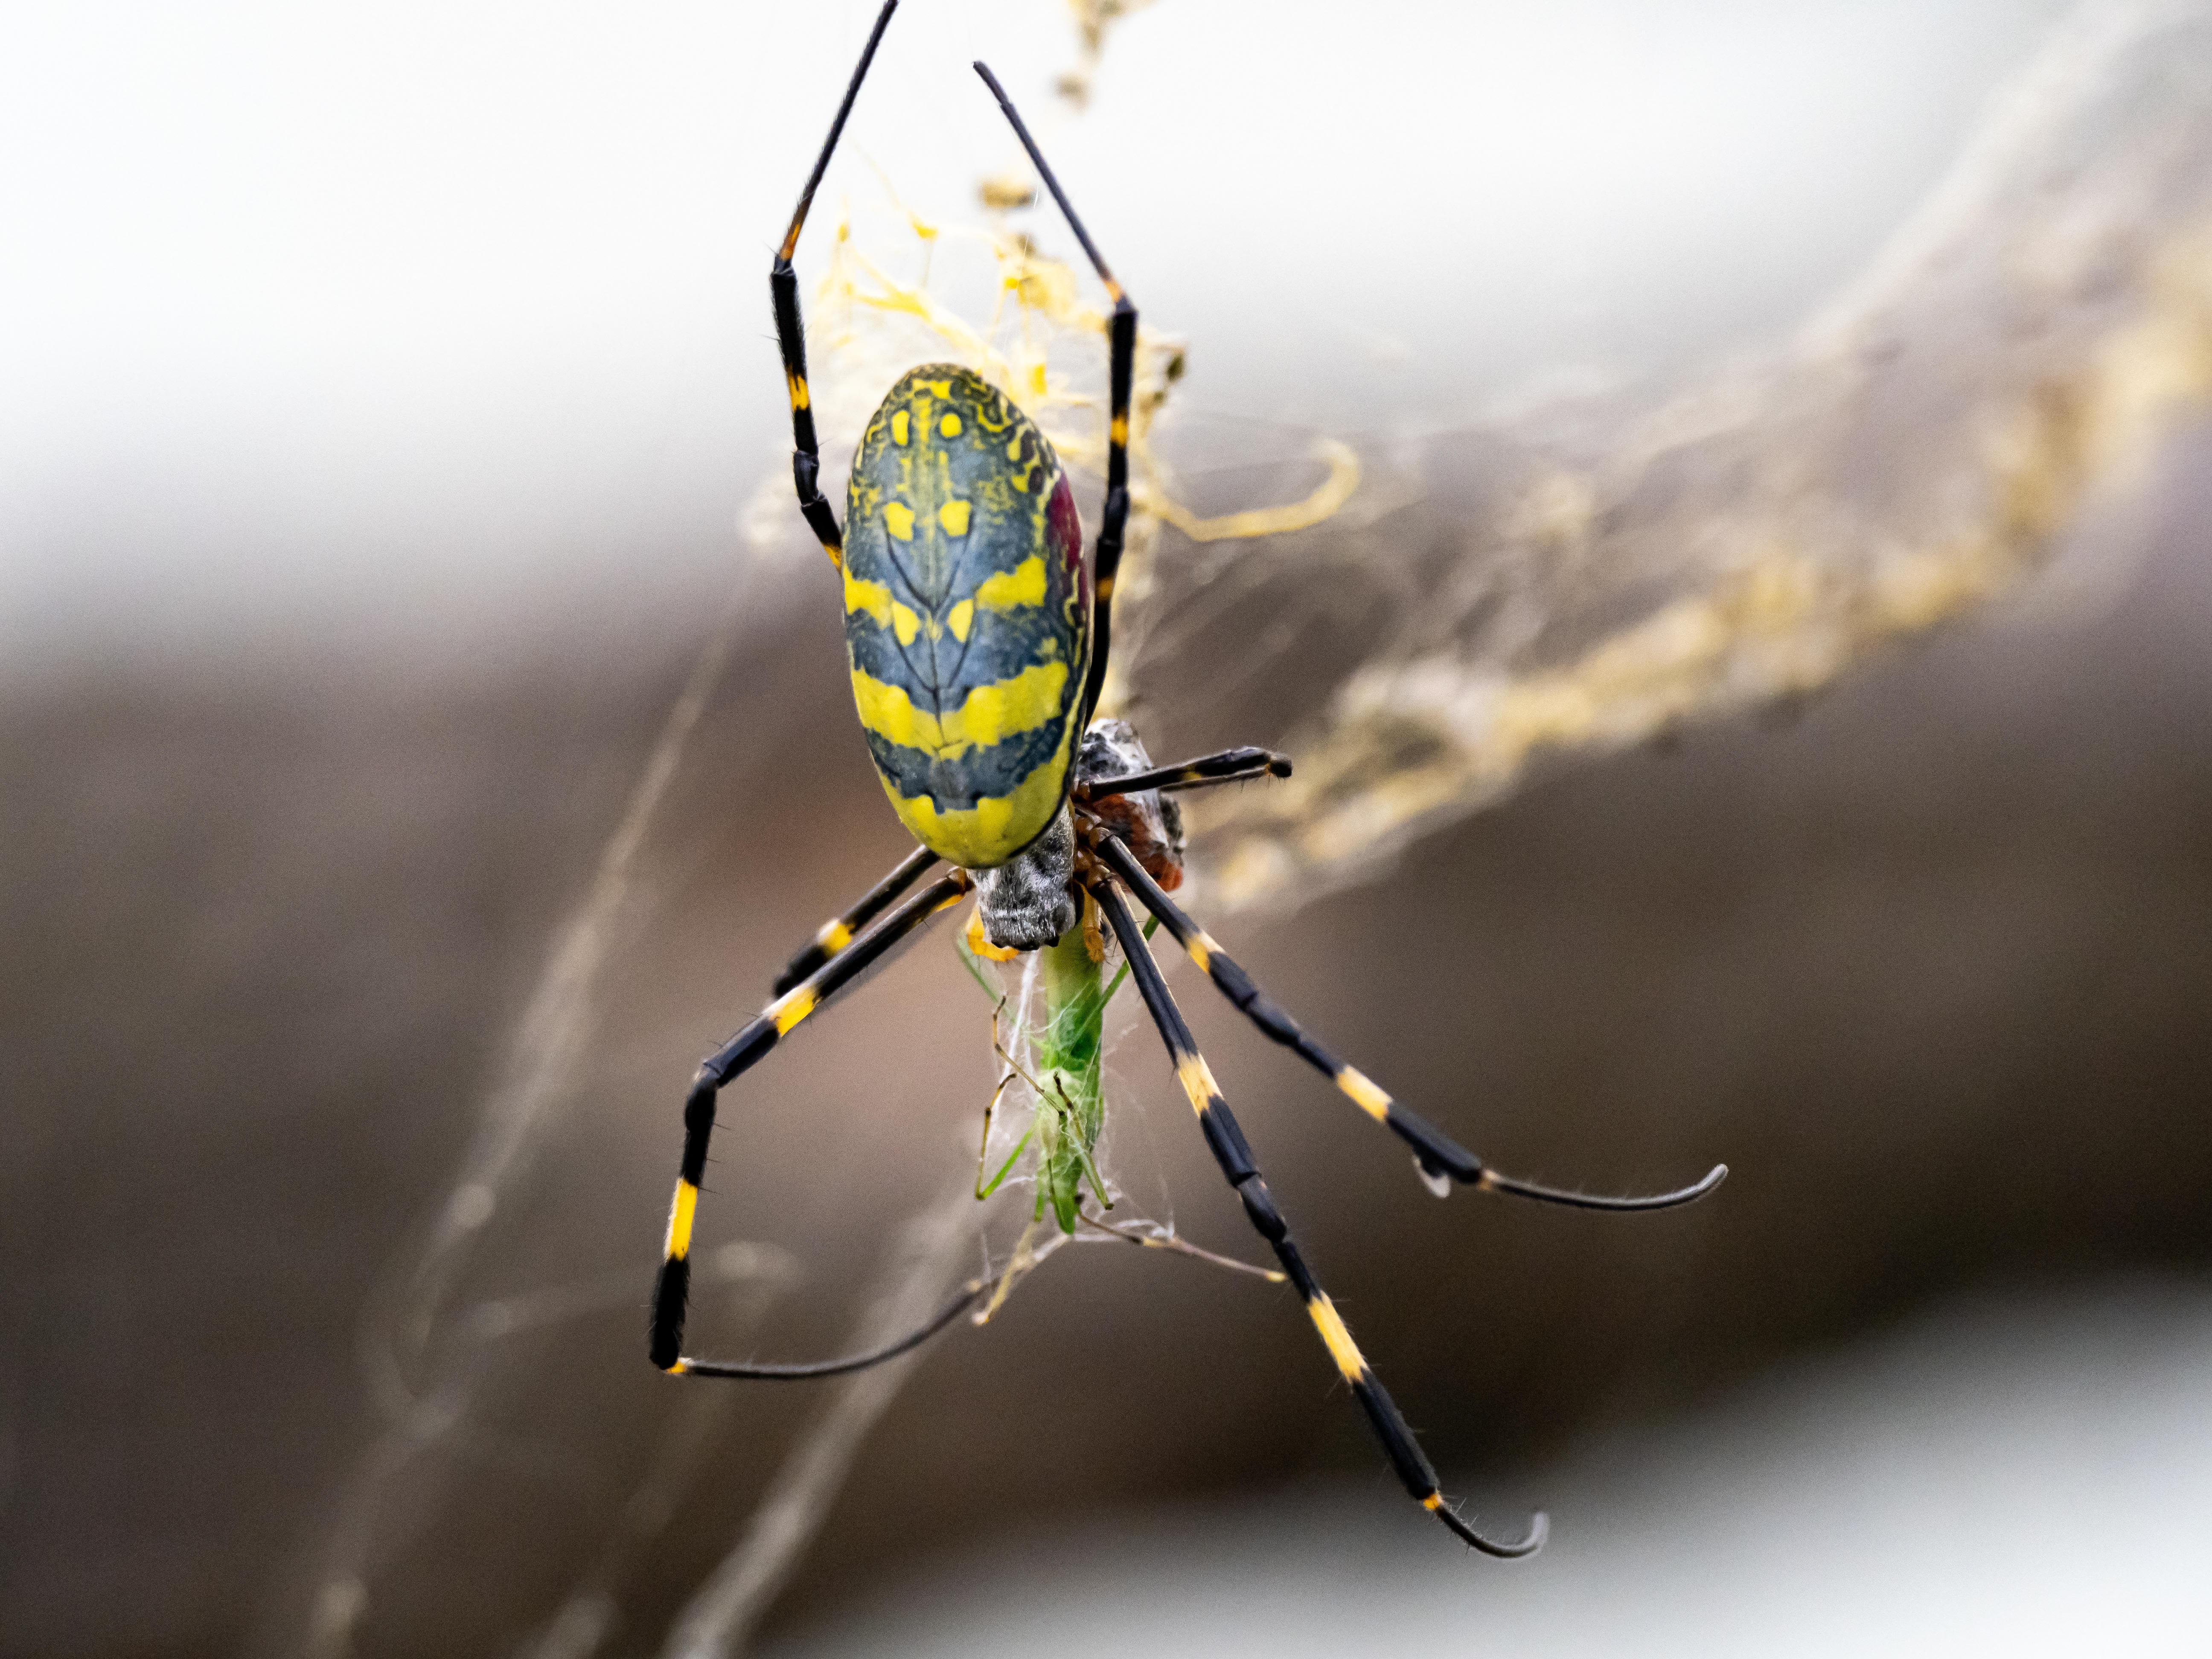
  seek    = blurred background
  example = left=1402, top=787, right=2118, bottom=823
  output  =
left=5, top=2, right=2210, bottom=1656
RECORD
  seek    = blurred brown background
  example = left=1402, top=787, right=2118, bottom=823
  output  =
left=5, top=2, right=2209, bottom=1656
left=8, top=438, right=2209, bottom=1655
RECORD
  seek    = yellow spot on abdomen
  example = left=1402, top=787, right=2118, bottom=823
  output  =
left=884, top=501, right=915, bottom=541
left=843, top=571, right=893, bottom=629
left=843, top=569, right=924, bottom=646
left=947, top=599, right=975, bottom=642
left=975, top=556, right=1046, bottom=611
left=1337, top=1067, right=1393, bottom=1123
left=884, top=725, right=1076, bottom=868
left=940, top=500, right=972, bottom=536
left=891, top=409, right=910, bottom=446
left=851, top=660, right=1070, bottom=758
left=665, top=1179, right=699, bottom=1259
left=1308, top=1294, right=1367, bottom=1382
left=940, top=412, right=963, bottom=438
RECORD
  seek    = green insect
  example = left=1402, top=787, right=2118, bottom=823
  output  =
left=966, top=921, right=1116, bottom=1233
left=646, top=0, right=1726, bottom=1557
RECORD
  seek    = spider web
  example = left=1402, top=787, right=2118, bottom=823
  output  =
left=1158, top=0, right=2212, bottom=908
left=739, top=1, right=2212, bottom=920
left=647, top=6, right=2212, bottom=1649
left=285, top=4, right=2212, bottom=1655
left=733, top=172, right=1360, bottom=726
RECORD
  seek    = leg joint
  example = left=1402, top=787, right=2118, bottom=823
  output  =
left=683, top=1076, right=717, bottom=1137
left=1234, top=1173, right=1288, bottom=1243
left=1201, top=1107, right=1258, bottom=1185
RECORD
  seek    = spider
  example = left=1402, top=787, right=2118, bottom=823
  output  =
left=647, top=0, right=1726, bottom=1558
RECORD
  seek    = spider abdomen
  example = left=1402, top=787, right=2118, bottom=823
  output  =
left=843, top=363, right=1091, bottom=867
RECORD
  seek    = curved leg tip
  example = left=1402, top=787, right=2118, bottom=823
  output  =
left=1435, top=1500, right=1548, bottom=1559
left=1485, top=1158, right=1729, bottom=1213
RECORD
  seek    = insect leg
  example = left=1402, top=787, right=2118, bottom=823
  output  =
left=972, top=63, right=1134, bottom=728
left=1090, top=830, right=1725, bottom=1209
left=1078, top=746, right=1292, bottom=801
left=650, top=867, right=971, bottom=1374
left=1090, top=876, right=1545, bottom=1558
left=771, top=0, right=901, bottom=569
left=772, top=844, right=941, bottom=995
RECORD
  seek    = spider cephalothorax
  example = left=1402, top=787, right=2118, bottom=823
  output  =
left=969, top=718, right=1184, bottom=954
left=645, top=0, right=1726, bottom=1561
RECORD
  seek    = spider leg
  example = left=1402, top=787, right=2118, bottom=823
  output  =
left=772, top=844, right=941, bottom=995
left=1090, top=876, right=1546, bottom=1559
left=1089, top=830, right=1726, bottom=1211
left=771, top=0, right=901, bottom=569
left=1078, top=746, right=1293, bottom=801
left=972, top=63, right=1134, bottom=729
left=650, top=868, right=972, bottom=1374
left=678, top=1273, right=998, bottom=1380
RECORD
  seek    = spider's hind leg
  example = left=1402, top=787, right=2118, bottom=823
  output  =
left=650, top=867, right=971, bottom=1374
left=1089, top=828, right=1727, bottom=1212
left=1089, top=875, right=1545, bottom=1559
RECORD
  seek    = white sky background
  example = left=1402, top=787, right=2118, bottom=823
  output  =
left=762, top=1280, right=2212, bottom=1659
left=1, top=0, right=2071, bottom=666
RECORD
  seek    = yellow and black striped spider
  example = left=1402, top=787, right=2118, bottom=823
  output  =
left=647, top=0, right=1725, bottom=1557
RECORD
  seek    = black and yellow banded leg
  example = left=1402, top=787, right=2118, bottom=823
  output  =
left=1079, top=746, right=1292, bottom=801
left=650, top=867, right=972, bottom=1375
left=1090, top=877, right=1545, bottom=1558
left=770, top=0, right=903, bottom=568
left=772, top=844, right=941, bottom=996
left=973, top=63, right=1135, bottom=730
left=1092, top=830, right=1727, bottom=1211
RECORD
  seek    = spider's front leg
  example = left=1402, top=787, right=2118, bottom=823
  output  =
left=767, top=0, right=902, bottom=571
left=772, top=844, right=940, bottom=995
